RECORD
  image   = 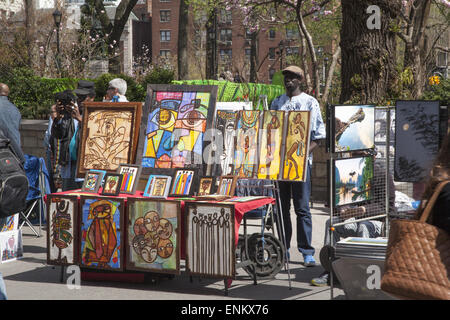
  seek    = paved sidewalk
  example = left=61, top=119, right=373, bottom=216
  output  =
left=1, top=203, right=345, bottom=300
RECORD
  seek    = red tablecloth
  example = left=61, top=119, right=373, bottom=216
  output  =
left=49, top=190, right=275, bottom=259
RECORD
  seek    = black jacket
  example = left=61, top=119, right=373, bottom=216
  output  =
left=50, top=115, right=77, bottom=166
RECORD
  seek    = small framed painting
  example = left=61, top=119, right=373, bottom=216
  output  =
left=197, top=177, right=214, bottom=196
left=101, top=173, right=123, bottom=196
left=169, top=170, right=195, bottom=197
left=143, top=175, right=172, bottom=198
left=81, top=171, right=105, bottom=193
left=117, top=164, right=142, bottom=194
left=217, top=175, right=237, bottom=196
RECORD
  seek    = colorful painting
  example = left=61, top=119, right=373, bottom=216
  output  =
left=101, top=173, right=123, bottom=196
left=234, top=110, right=261, bottom=178
left=79, top=196, right=124, bottom=271
left=169, top=170, right=194, bottom=196
left=47, top=195, right=78, bottom=265
left=126, top=199, right=180, bottom=274
left=0, top=229, right=23, bottom=263
left=213, top=110, right=237, bottom=176
left=281, top=111, right=311, bottom=181
left=77, top=102, right=142, bottom=177
left=333, top=105, right=375, bottom=153
left=81, top=171, right=104, bottom=193
left=143, top=175, right=172, bottom=198
left=394, top=100, right=443, bottom=182
left=0, top=214, right=18, bottom=232
left=185, top=202, right=235, bottom=279
left=217, top=176, right=237, bottom=196
left=117, top=164, right=142, bottom=194
left=198, top=177, right=214, bottom=196
left=137, top=85, right=218, bottom=174
left=334, top=156, right=374, bottom=206
left=257, top=110, right=285, bottom=179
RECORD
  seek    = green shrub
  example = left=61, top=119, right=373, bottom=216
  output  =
left=421, top=79, right=449, bottom=106
left=141, top=66, right=175, bottom=89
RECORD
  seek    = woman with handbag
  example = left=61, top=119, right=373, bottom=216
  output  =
left=381, top=132, right=450, bottom=300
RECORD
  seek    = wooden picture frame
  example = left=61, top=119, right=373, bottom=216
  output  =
left=217, top=175, right=237, bottom=196
left=126, top=198, right=181, bottom=274
left=185, top=202, right=236, bottom=279
left=79, top=196, right=125, bottom=271
left=81, top=171, right=104, bottom=193
left=135, top=84, right=218, bottom=177
left=46, top=195, right=79, bottom=266
left=117, top=164, right=142, bottom=194
left=77, top=102, right=142, bottom=177
left=168, top=169, right=195, bottom=197
left=143, top=175, right=172, bottom=198
left=101, top=173, right=123, bottom=196
left=197, top=177, right=215, bottom=196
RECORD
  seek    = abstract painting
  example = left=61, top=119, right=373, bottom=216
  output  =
left=101, top=173, right=123, bottom=196
left=169, top=170, right=195, bottom=197
left=79, top=196, right=124, bottom=271
left=136, top=85, right=217, bottom=175
left=281, top=111, right=311, bottom=181
left=197, top=177, right=214, bottom=196
left=126, top=199, right=180, bottom=274
left=394, top=100, right=443, bottom=182
left=0, top=214, right=18, bottom=232
left=333, top=105, right=375, bottom=153
left=143, top=175, right=172, bottom=198
left=117, top=164, right=142, bottom=194
left=213, top=110, right=238, bottom=176
left=47, top=195, right=78, bottom=265
left=81, top=171, right=104, bottom=193
left=77, top=102, right=142, bottom=177
left=185, top=202, right=235, bottom=279
left=334, top=156, right=374, bottom=206
left=217, top=175, right=237, bottom=196
left=233, top=110, right=261, bottom=178
left=0, top=229, right=23, bottom=263
left=257, top=110, right=285, bottom=179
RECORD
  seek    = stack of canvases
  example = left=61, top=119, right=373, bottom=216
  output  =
left=0, top=214, right=23, bottom=263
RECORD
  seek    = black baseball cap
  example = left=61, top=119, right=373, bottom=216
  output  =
left=73, top=80, right=95, bottom=95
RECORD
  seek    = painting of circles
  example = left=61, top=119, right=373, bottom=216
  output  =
left=126, top=199, right=181, bottom=274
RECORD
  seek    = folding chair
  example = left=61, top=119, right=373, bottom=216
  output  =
left=19, top=155, right=50, bottom=237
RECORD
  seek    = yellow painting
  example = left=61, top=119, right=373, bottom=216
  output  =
left=281, top=111, right=311, bottom=181
left=82, top=110, right=133, bottom=172
left=258, top=111, right=285, bottom=180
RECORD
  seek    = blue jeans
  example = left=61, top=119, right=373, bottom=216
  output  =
left=0, top=272, right=7, bottom=300
left=278, top=164, right=314, bottom=256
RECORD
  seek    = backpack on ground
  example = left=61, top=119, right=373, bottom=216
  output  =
left=0, top=130, right=29, bottom=218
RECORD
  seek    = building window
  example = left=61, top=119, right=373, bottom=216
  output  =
left=220, top=29, right=232, bottom=43
left=268, top=29, right=276, bottom=40
left=160, top=10, right=171, bottom=22
left=268, top=48, right=276, bottom=60
left=160, top=0, right=171, bottom=2
left=286, top=46, right=299, bottom=56
left=286, top=28, right=299, bottom=40
left=220, top=49, right=232, bottom=62
left=160, top=50, right=171, bottom=58
left=160, top=30, right=171, bottom=42
left=220, top=9, right=232, bottom=24
left=269, top=69, right=276, bottom=82
left=245, top=48, right=251, bottom=59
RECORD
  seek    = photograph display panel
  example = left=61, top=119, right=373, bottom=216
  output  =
left=333, top=156, right=374, bottom=207
left=77, top=102, right=142, bottom=177
left=185, top=202, right=235, bottom=279
left=47, top=195, right=78, bottom=265
left=126, top=199, right=181, bottom=274
left=394, top=100, right=441, bottom=182
left=79, top=196, right=125, bottom=271
left=281, top=111, right=311, bottom=182
left=233, top=110, right=261, bottom=178
left=257, top=110, right=285, bottom=180
left=333, top=105, right=375, bottom=153
left=137, top=85, right=218, bottom=175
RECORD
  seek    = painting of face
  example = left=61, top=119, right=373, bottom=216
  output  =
left=198, top=177, right=213, bottom=196
left=126, top=199, right=180, bottom=273
left=101, top=174, right=123, bottom=196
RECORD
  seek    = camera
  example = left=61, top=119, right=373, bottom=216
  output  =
left=55, top=90, right=76, bottom=107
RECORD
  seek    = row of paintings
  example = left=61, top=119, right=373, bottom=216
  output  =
left=47, top=196, right=235, bottom=278
left=214, top=110, right=312, bottom=182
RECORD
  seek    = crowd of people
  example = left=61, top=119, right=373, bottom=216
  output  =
left=0, top=64, right=448, bottom=300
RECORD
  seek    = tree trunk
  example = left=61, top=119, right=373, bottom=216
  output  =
left=24, top=0, right=34, bottom=67
left=178, top=0, right=189, bottom=80
left=321, top=46, right=341, bottom=105
left=340, top=0, right=401, bottom=104
left=205, top=10, right=217, bottom=79
left=249, top=31, right=259, bottom=83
